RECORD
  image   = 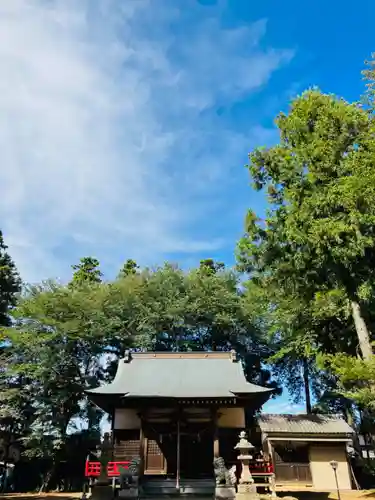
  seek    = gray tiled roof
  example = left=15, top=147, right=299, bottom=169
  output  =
left=258, top=413, right=354, bottom=435
left=87, top=352, right=272, bottom=399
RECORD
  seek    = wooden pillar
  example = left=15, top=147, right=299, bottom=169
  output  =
left=268, top=474, right=276, bottom=498
left=267, top=438, right=273, bottom=462
left=213, top=409, right=220, bottom=458
left=261, top=433, right=270, bottom=461
left=176, top=417, right=181, bottom=490
left=111, top=407, right=115, bottom=461
left=139, top=416, right=145, bottom=475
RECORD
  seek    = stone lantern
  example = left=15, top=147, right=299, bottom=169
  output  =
left=234, top=431, right=257, bottom=498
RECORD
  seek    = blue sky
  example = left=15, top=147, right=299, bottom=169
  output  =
left=0, top=0, right=374, bottom=414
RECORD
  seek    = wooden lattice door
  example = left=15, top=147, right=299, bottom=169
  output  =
left=113, top=429, right=141, bottom=461
left=114, top=438, right=140, bottom=461
left=144, top=437, right=166, bottom=474
left=273, top=444, right=312, bottom=484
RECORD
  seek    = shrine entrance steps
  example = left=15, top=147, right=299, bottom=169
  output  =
left=141, top=476, right=215, bottom=497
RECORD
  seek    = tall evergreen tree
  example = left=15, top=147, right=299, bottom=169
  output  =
left=0, top=231, right=21, bottom=491
left=0, top=230, right=21, bottom=326
left=69, top=257, right=102, bottom=287
left=362, top=52, right=375, bottom=109
left=237, top=89, right=375, bottom=362
left=118, top=259, right=139, bottom=278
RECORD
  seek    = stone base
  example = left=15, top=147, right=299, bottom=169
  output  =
left=236, top=483, right=259, bottom=500
left=118, top=487, right=139, bottom=499
left=238, top=483, right=257, bottom=494
left=215, top=486, right=236, bottom=500
left=236, top=492, right=259, bottom=500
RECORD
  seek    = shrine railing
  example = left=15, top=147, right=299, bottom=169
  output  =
left=85, top=460, right=131, bottom=477
left=250, top=461, right=274, bottom=474
left=85, top=459, right=274, bottom=478
left=226, top=460, right=274, bottom=477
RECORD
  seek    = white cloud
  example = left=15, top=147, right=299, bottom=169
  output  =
left=0, top=0, right=292, bottom=282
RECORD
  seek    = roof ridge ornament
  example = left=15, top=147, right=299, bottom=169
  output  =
left=230, top=349, right=238, bottom=362
left=123, top=350, right=132, bottom=363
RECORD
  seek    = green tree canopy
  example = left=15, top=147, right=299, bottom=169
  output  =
left=237, top=89, right=375, bottom=361
left=2, top=257, right=278, bottom=490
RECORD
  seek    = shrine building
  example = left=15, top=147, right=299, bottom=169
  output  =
left=86, top=350, right=355, bottom=494
left=86, top=350, right=272, bottom=494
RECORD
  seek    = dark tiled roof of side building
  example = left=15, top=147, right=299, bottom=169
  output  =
left=258, top=413, right=354, bottom=435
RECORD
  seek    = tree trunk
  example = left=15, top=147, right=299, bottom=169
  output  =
left=345, top=406, right=354, bottom=427
left=302, top=359, right=312, bottom=413
left=351, top=300, right=373, bottom=359
left=2, top=425, right=13, bottom=493
left=39, top=469, right=54, bottom=493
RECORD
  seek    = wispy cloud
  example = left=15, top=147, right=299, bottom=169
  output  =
left=0, top=0, right=292, bottom=282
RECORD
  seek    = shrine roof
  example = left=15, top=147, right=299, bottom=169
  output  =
left=258, top=414, right=354, bottom=436
left=86, top=351, right=272, bottom=400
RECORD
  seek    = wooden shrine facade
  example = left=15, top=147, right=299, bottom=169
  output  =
left=86, top=351, right=272, bottom=483
left=112, top=404, right=246, bottom=479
